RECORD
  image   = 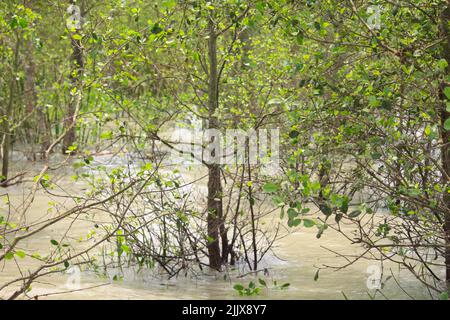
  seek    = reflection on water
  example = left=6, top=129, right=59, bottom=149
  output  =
left=0, top=154, right=432, bottom=300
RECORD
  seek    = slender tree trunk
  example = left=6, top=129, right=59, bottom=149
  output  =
left=206, top=18, right=222, bottom=270
left=1, top=84, right=13, bottom=184
left=62, top=0, right=84, bottom=154
left=440, top=0, right=450, bottom=291
left=1, top=34, right=20, bottom=185
left=246, top=144, right=258, bottom=270
left=24, top=0, right=48, bottom=160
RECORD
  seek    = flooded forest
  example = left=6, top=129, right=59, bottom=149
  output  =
left=0, top=0, right=450, bottom=300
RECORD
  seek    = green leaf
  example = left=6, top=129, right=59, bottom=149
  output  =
left=256, top=1, right=265, bottom=12
left=64, top=261, right=70, bottom=269
left=5, top=252, right=14, bottom=260
left=151, top=23, right=163, bottom=34
left=72, top=34, right=82, bottom=40
left=258, top=278, right=267, bottom=287
left=316, top=224, right=328, bottom=239
left=445, top=87, right=450, bottom=100
left=18, top=18, right=28, bottom=28
left=314, top=269, right=320, bottom=281
left=50, top=239, right=59, bottom=246
left=15, top=251, right=26, bottom=258
left=121, top=244, right=130, bottom=254
left=439, top=291, right=449, bottom=300
left=314, top=21, right=321, bottom=31
left=369, top=96, right=381, bottom=107
left=263, top=182, right=279, bottom=193
left=348, top=210, right=362, bottom=218
left=9, top=17, right=18, bottom=29
left=280, top=283, right=290, bottom=289
left=437, top=59, right=448, bottom=70
left=444, top=118, right=450, bottom=131
left=340, top=198, right=349, bottom=214
left=233, top=284, right=244, bottom=291
left=287, top=208, right=298, bottom=219
left=100, top=131, right=113, bottom=139
left=319, top=203, right=332, bottom=216
left=289, top=130, right=299, bottom=139
left=288, top=218, right=302, bottom=227
left=303, top=219, right=315, bottom=228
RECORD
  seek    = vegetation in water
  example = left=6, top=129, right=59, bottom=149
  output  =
left=0, top=0, right=449, bottom=300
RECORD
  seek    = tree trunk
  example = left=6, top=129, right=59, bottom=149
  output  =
left=440, top=0, right=450, bottom=291
left=24, top=0, right=49, bottom=159
left=206, top=18, right=223, bottom=270
left=1, top=34, right=20, bottom=185
left=62, top=0, right=84, bottom=154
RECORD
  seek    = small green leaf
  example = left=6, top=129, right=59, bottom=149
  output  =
left=280, top=283, right=290, bottom=289
left=4, top=252, right=14, bottom=260
left=287, top=208, right=298, bottom=219
left=444, top=87, right=450, bottom=100
left=15, top=251, right=26, bottom=258
left=151, top=23, right=163, bottom=34
left=348, top=210, right=362, bottom=218
left=263, top=182, right=279, bottom=193
left=50, top=239, right=59, bottom=246
left=316, top=224, right=328, bottom=239
left=258, top=278, right=267, bottom=287
left=289, top=130, right=300, bottom=139
left=303, top=219, right=315, bottom=228
left=369, top=96, right=381, bottom=107
left=314, top=269, right=320, bottom=281
left=439, top=291, right=449, bottom=300
left=340, top=198, right=349, bottom=214
left=10, top=17, right=18, bottom=29
left=288, top=218, right=302, bottom=227
left=438, top=59, right=448, bottom=70
left=100, top=131, right=113, bottom=139
left=444, top=118, right=450, bottom=131
left=319, top=203, right=332, bottom=216
left=233, top=284, right=244, bottom=291
left=18, top=18, right=28, bottom=28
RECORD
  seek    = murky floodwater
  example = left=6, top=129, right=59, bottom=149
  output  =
left=0, top=152, right=434, bottom=300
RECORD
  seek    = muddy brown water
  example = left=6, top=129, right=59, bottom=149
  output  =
left=0, top=153, right=434, bottom=299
